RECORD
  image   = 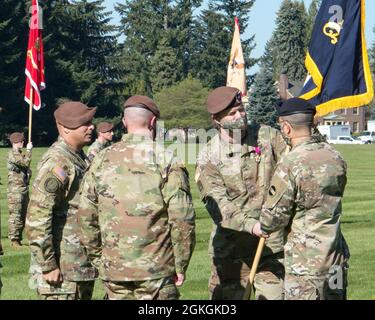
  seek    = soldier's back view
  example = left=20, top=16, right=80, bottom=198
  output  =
left=254, top=98, right=350, bottom=300
left=78, top=95, right=196, bottom=300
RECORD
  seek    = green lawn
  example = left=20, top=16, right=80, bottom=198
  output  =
left=1, top=145, right=375, bottom=300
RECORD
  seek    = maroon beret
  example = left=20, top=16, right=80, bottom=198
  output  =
left=54, top=101, right=97, bottom=129
left=9, top=132, right=25, bottom=144
left=206, top=86, right=242, bottom=115
left=96, top=122, right=114, bottom=134
left=123, top=95, right=160, bottom=118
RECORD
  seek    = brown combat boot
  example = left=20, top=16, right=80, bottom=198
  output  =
left=11, top=240, right=22, bottom=248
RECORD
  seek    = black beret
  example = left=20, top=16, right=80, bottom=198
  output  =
left=276, top=98, right=316, bottom=117
left=206, top=86, right=242, bottom=115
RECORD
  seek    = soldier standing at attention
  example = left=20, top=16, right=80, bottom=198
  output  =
left=253, top=98, right=350, bottom=300
left=195, top=86, right=288, bottom=300
left=78, top=95, right=196, bottom=300
left=26, top=101, right=98, bottom=300
left=7, top=132, right=33, bottom=247
left=87, top=121, right=114, bottom=161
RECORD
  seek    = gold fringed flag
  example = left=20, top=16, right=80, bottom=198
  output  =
left=227, top=17, right=247, bottom=97
left=300, top=0, right=373, bottom=117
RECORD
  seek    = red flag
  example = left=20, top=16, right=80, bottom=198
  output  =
left=25, top=0, right=45, bottom=111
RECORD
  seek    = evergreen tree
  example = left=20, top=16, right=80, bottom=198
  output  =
left=191, top=0, right=257, bottom=88
left=306, top=0, right=322, bottom=44
left=172, top=0, right=202, bottom=76
left=150, top=35, right=182, bottom=93
left=369, top=25, right=375, bottom=112
left=0, top=0, right=28, bottom=141
left=116, top=0, right=168, bottom=96
left=211, top=0, right=257, bottom=81
left=273, top=0, right=307, bottom=82
left=248, top=42, right=279, bottom=127
left=191, top=7, right=229, bottom=88
left=370, top=26, right=375, bottom=73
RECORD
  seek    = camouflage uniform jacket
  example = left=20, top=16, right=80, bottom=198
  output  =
left=26, top=137, right=97, bottom=281
left=7, top=148, right=32, bottom=193
left=78, top=133, right=196, bottom=281
left=260, top=138, right=350, bottom=276
left=195, top=124, right=288, bottom=259
left=87, top=139, right=108, bottom=162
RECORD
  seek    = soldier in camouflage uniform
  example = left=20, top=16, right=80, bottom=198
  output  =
left=87, top=121, right=114, bottom=162
left=78, top=95, right=196, bottom=300
left=26, top=101, right=98, bottom=300
left=7, top=132, right=33, bottom=247
left=253, top=98, right=350, bottom=300
left=195, top=87, right=288, bottom=300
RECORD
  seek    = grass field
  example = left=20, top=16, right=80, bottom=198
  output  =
left=1, top=145, right=375, bottom=300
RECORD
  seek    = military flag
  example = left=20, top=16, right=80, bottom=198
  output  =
left=300, top=0, right=373, bottom=117
left=25, top=0, right=45, bottom=112
left=227, top=17, right=247, bottom=98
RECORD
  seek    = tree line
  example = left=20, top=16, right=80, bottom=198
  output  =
left=0, top=0, right=374, bottom=144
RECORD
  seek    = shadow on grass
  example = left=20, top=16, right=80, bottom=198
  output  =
left=342, top=219, right=372, bottom=224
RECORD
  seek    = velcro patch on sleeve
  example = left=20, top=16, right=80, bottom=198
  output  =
left=52, top=166, right=68, bottom=184
left=265, top=173, right=289, bottom=209
left=44, top=177, right=61, bottom=193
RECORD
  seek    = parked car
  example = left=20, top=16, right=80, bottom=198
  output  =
left=328, top=136, right=365, bottom=144
left=357, top=131, right=375, bottom=144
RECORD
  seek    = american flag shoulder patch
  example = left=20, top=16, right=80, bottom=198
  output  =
left=52, top=166, right=68, bottom=183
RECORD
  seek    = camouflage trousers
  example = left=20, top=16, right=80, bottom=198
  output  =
left=0, top=262, right=2, bottom=297
left=7, top=191, right=29, bottom=241
left=37, top=281, right=95, bottom=300
left=284, top=268, right=348, bottom=300
left=103, top=276, right=180, bottom=300
left=209, top=253, right=285, bottom=300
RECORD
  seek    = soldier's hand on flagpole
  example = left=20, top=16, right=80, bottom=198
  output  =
left=26, top=142, right=33, bottom=151
left=252, top=222, right=269, bottom=238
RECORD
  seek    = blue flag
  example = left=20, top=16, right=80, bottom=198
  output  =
left=300, top=0, right=373, bottom=116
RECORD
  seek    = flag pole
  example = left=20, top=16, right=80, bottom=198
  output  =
left=243, top=237, right=266, bottom=300
left=28, top=87, right=33, bottom=143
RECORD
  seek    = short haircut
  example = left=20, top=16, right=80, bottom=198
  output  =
left=123, top=107, right=154, bottom=127
left=280, top=113, right=314, bottom=128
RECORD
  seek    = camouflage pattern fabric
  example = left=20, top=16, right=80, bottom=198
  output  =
left=0, top=262, right=2, bottom=296
left=87, top=139, right=108, bottom=162
left=284, top=267, right=348, bottom=300
left=209, top=253, right=285, bottom=300
left=103, top=276, right=179, bottom=300
left=37, top=281, right=94, bottom=300
left=7, top=148, right=32, bottom=241
left=195, top=123, right=288, bottom=300
left=78, top=133, right=195, bottom=293
left=26, top=137, right=96, bottom=298
left=260, top=138, right=350, bottom=300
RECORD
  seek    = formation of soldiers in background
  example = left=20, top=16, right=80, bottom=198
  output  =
left=0, top=87, right=349, bottom=300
